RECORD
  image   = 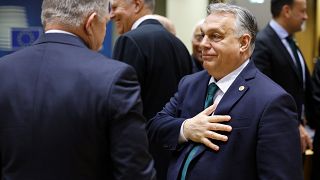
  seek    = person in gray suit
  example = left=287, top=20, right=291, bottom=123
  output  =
left=0, top=0, right=155, bottom=179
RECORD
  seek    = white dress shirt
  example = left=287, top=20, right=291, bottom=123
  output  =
left=269, top=20, right=305, bottom=84
left=131, top=15, right=157, bottom=30
left=179, top=60, right=250, bottom=142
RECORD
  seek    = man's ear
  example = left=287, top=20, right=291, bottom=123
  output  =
left=85, top=12, right=97, bottom=35
left=132, top=0, right=143, bottom=13
left=282, top=4, right=292, bottom=18
left=239, top=34, right=251, bottom=53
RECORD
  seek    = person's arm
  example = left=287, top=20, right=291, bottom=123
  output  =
left=147, top=77, right=232, bottom=152
left=108, top=65, right=156, bottom=180
left=256, top=93, right=303, bottom=179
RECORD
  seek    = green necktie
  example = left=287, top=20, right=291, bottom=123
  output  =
left=286, top=36, right=303, bottom=80
left=180, top=83, right=219, bottom=180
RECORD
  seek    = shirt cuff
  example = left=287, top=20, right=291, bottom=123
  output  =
left=179, top=120, right=188, bottom=143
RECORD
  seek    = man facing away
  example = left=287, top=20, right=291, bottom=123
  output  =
left=110, top=0, right=192, bottom=179
left=147, top=3, right=303, bottom=180
left=0, top=0, right=155, bottom=179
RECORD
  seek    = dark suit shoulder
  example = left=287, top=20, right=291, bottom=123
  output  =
left=253, top=69, right=291, bottom=97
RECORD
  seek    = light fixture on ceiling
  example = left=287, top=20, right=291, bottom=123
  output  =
left=249, top=0, right=264, bottom=3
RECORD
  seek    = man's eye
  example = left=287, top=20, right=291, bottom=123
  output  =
left=208, top=33, right=222, bottom=42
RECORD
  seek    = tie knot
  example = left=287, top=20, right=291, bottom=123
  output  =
left=286, top=35, right=295, bottom=44
left=207, top=83, right=219, bottom=96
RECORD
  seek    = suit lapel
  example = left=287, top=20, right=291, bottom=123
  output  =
left=189, top=72, right=211, bottom=117
left=171, top=72, right=210, bottom=180
left=192, top=61, right=256, bottom=157
left=266, top=25, right=303, bottom=83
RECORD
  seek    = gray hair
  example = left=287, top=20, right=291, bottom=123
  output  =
left=123, top=0, right=155, bottom=12
left=41, top=0, right=109, bottom=27
left=207, top=3, right=258, bottom=52
left=144, top=0, right=155, bottom=12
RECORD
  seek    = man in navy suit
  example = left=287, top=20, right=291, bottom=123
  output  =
left=147, top=3, right=302, bottom=180
left=251, top=0, right=315, bottom=153
left=110, top=0, right=192, bottom=179
left=0, top=0, right=155, bottom=179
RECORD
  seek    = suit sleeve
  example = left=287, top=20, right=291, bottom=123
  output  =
left=251, top=38, right=273, bottom=78
left=107, top=65, right=156, bottom=180
left=256, top=92, right=303, bottom=180
left=146, top=77, right=187, bottom=151
left=112, top=35, right=146, bottom=87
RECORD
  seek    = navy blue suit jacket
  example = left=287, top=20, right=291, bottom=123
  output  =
left=147, top=61, right=302, bottom=180
left=0, top=33, right=155, bottom=180
left=251, top=24, right=315, bottom=126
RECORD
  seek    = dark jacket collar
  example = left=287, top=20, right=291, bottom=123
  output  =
left=33, top=33, right=88, bottom=49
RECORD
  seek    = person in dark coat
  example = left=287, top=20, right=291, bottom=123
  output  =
left=0, top=0, right=155, bottom=179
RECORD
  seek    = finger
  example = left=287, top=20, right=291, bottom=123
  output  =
left=205, top=130, right=228, bottom=142
left=208, top=115, right=231, bottom=123
left=208, top=123, right=232, bottom=132
left=202, top=104, right=217, bottom=115
left=202, top=138, right=219, bottom=151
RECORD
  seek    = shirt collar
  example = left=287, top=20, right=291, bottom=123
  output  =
left=269, top=19, right=289, bottom=39
left=131, top=15, right=157, bottom=30
left=209, top=60, right=249, bottom=94
left=45, top=29, right=77, bottom=37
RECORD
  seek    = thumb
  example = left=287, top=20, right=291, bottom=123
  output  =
left=202, top=104, right=217, bottom=115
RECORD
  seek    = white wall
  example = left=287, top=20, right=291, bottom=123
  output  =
left=167, top=0, right=208, bottom=52
left=233, top=0, right=271, bottom=30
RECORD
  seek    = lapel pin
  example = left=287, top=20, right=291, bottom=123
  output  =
left=239, top=86, right=245, bottom=91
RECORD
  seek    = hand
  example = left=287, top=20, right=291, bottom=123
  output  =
left=183, top=104, right=232, bottom=151
left=299, top=124, right=313, bottom=153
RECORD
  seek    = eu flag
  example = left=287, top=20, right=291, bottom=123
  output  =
left=11, top=27, right=43, bottom=51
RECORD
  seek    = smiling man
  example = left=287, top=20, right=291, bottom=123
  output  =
left=147, top=3, right=303, bottom=180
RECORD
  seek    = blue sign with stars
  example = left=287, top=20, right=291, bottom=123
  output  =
left=11, top=27, right=43, bottom=50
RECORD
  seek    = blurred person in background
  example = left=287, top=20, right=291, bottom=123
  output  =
left=191, top=19, right=204, bottom=73
left=251, top=0, right=315, bottom=155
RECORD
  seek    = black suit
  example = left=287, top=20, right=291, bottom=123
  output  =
left=251, top=24, right=315, bottom=126
left=113, top=19, right=192, bottom=180
left=0, top=33, right=155, bottom=180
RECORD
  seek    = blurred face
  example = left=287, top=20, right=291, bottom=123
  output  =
left=110, top=0, right=136, bottom=34
left=200, top=13, right=244, bottom=80
left=287, top=0, right=308, bottom=33
left=192, top=25, right=203, bottom=63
